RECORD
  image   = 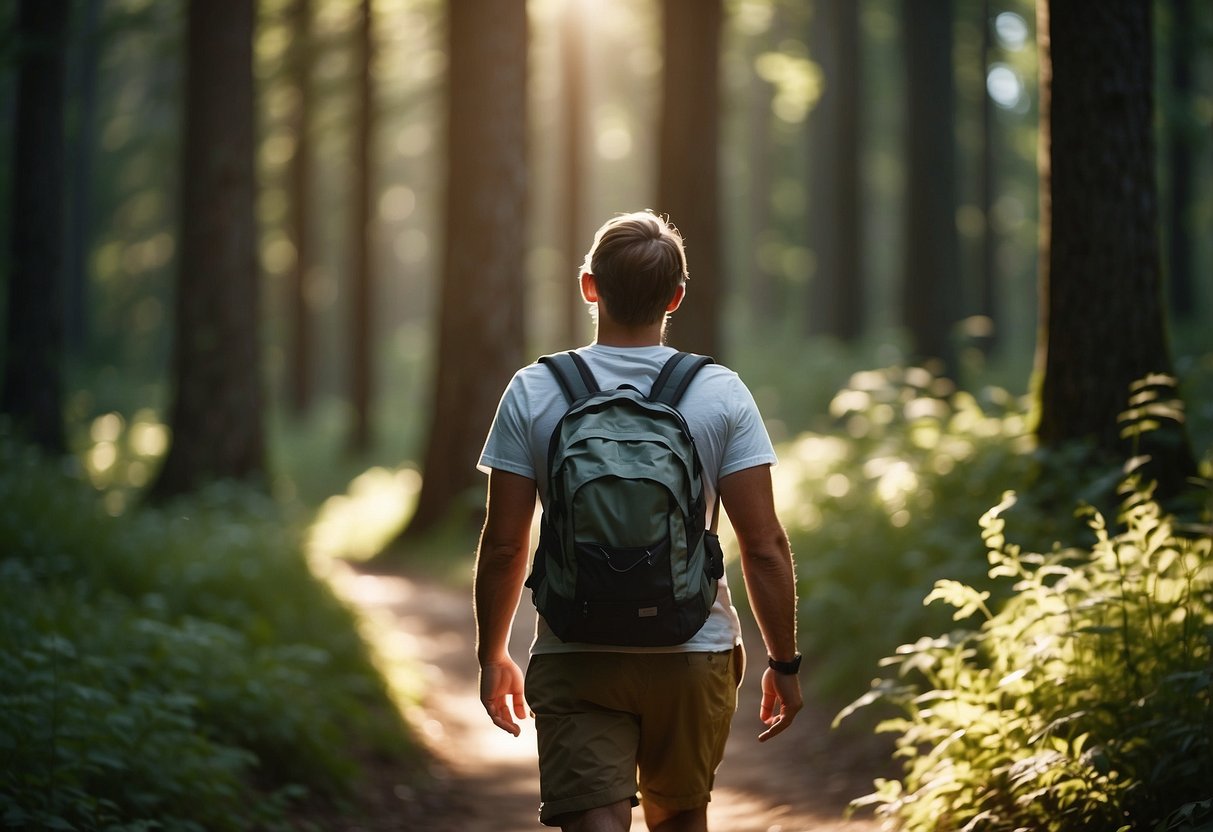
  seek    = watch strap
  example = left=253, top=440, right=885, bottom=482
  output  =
left=768, top=654, right=802, bottom=675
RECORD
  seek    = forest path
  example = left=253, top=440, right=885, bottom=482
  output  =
left=325, top=560, right=889, bottom=832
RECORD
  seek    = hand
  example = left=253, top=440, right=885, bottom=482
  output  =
left=758, top=667, right=803, bottom=742
left=480, top=657, right=528, bottom=736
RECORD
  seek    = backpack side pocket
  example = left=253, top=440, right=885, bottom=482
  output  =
left=704, top=531, right=724, bottom=580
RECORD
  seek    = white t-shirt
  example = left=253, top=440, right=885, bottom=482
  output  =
left=478, top=343, right=778, bottom=655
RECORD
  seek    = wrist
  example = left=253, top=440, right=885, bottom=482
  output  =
left=767, top=653, right=802, bottom=675
left=477, top=644, right=510, bottom=666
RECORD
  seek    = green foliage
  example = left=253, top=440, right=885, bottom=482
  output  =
left=0, top=432, right=419, bottom=830
left=839, top=482, right=1213, bottom=832
left=771, top=364, right=1103, bottom=699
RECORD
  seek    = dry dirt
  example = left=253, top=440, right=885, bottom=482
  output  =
left=322, top=561, right=895, bottom=832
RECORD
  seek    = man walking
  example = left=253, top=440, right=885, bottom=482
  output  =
left=474, top=211, right=802, bottom=831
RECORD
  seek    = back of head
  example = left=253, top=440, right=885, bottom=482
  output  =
left=583, top=211, right=688, bottom=327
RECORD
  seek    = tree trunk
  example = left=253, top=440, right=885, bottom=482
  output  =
left=976, top=0, right=999, bottom=354
left=746, top=34, right=777, bottom=328
left=901, top=0, right=960, bottom=374
left=657, top=0, right=722, bottom=359
left=807, top=0, right=863, bottom=342
left=64, top=0, right=104, bottom=356
left=152, top=0, right=264, bottom=497
left=349, top=0, right=374, bottom=453
left=2, top=0, right=70, bottom=454
left=559, top=0, right=588, bottom=349
left=403, top=0, right=528, bottom=538
left=286, top=0, right=315, bottom=415
left=1165, top=0, right=1195, bottom=321
left=1034, top=0, right=1195, bottom=491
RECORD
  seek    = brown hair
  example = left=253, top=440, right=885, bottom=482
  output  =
left=582, top=211, right=687, bottom=327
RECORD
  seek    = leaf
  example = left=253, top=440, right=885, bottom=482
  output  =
left=1155, top=548, right=1178, bottom=574
left=1129, top=373, right=1178, bottom=391
left=1028, top=710, right=1088, bottom=745
left=924, top=580, right=991, bottom=620
left=961, top=810, right=999, bottom=831
left=1072, top=625, right=1119, bottom=636
left=834, top=688, right=883, bottom=727
left=997, top=668, right=1028, bottom=687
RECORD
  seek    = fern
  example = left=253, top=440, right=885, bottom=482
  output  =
left=841, top=479, right=1213, bottom=832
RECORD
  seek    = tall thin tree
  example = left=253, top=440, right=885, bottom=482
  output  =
left=807, top=0, right=863, bottom=342
left=402, top=0, right=528, bottom=538
left=349, top=0, right=375, bottom=452
left=901, top=0, right=960, bottom=374
left=64, top=0, right=105, bottom=355
left=1034, top=0, right=1195, bottom=491
left=1165, top=0, right=1195, bottom=322
left=152, top=0, right=264, bottom=497
left=286, top=0, right=315, bottom=415
left=558, top=0, right=588, bottom=349
left=976, top=0, right=999, bottom=354
left=744, top=18, right=777, bottom=328
left=2, top=0, right=70, bottom=454
left=657, top=0, right=723, bottom=359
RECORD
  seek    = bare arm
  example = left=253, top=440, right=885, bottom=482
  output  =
left=718, top=464, right=803, bottom=741
left=473, top=469, right=538, bottom=736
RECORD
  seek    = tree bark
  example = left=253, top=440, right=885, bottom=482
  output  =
left=559, top=0, right=588, bottom=349
left=286, top=0, right=315, bottom=415
left=1165, top=0, right=1195, bottom=321
left=64, top=0, right=104, bottom=356
left=152, top=0, right=264, bottom=497
left=746, top=32, right=777, bottom=328
left=657, top=0, right=723, bottom=359
left=403, top=0, right=528, bottom=537
left=1034, top=0, right=1195, bottom=490
left=2, top=0, right=70, bottom=454
left=901, top=0, right=960, bottom=374
left=349, top=0, right=374, bottom=453
left=977, top=0, right=999, bottom=354
left=807, top=0, right=863, bottom=342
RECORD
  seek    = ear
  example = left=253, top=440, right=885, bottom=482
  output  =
left=666, top=283, right=686, bottom=312
left=580, top=272, right=598, bottom=303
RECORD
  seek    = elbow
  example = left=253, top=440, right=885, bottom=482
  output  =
left=476, top=529, right=531, bottom=576
left=738, top=525, right=793, bottom=568
left=770, top=526, right=791, bottom=553
left=482, top=540, right=527, bottom=567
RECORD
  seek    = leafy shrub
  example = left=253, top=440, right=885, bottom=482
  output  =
left=0, top=432, right=418, bottom=830
left=839, top=481, right=1213, bottom=832
left=767, top=365, right=1106, bottom=699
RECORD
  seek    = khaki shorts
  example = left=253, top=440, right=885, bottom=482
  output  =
left=524, top=647, right=744, bottom=826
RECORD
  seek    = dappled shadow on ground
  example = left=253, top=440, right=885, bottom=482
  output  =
left=324, top=561, right=893, bottom=831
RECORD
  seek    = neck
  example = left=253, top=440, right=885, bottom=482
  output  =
left=594, top=317, right=666, bottom=348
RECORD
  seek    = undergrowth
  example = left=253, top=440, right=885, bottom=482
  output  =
left=770, top=365, right=1111, bottom=700
left=838, top=477, right=1213, bottom=832
left=0, top=431, right=421, bottom=830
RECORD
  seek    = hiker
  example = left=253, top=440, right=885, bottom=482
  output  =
left=474, top=210, right=802, bottom=832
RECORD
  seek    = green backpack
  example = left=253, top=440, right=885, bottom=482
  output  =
left=525, top=350, right=724, bottom=646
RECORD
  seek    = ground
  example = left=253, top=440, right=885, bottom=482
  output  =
left=322, top=560, right=895, bottom=832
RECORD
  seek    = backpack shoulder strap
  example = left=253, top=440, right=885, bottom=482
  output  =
left=539, top=351, right=600, bottom=403
left=649, top=351, right=714, bottom=407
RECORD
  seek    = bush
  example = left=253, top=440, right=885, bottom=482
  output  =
left=839, top=480, right=1213, bottom=832
left=0, top=433, right=419, bottom=830
left=768, top=365, right=1106, bottom=699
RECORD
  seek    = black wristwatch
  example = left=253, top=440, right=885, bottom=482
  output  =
left=768, top=654, right=802, bottom=675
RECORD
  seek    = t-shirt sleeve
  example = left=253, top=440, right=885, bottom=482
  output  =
left=719, top=376, right=778, bottom=478
left=477, top=371, right=537, bottom=479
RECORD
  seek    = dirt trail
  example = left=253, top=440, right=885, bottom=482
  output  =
left=327, top=562, right=891, bottom=832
